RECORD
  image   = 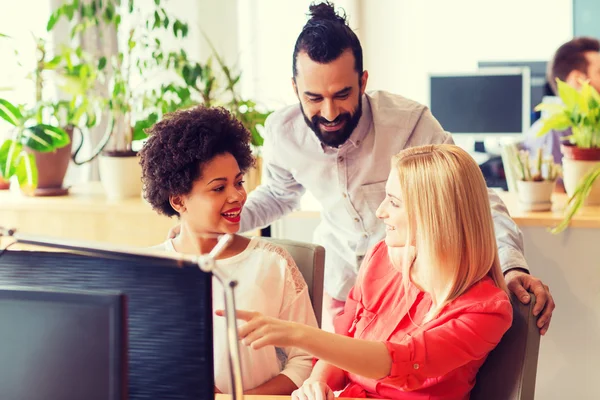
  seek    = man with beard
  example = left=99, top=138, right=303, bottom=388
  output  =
left=172, top=1, right=555, bottom=335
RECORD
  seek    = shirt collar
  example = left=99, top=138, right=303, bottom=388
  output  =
left=315, top=93, right=373, bottom=153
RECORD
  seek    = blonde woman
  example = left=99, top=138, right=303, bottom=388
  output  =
left=226, top=144, right=513, bottom=399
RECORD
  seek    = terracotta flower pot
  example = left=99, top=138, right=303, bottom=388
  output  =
left=0, top=176, right=9, bottom=190
left=25, top=126, right=74, bottom=196
left=561, top=144, right=600, bottom=205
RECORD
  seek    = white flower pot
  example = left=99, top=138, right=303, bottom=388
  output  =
left=516, top=180, right=555, bottom=211
left=98, top=154, right=142, bottom=200
left=562, top=158, right=600, bottom=206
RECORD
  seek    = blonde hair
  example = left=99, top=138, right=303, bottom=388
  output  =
left=392, top=144, right=508, bottom=322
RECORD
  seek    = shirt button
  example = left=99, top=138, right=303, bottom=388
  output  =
left=342, top=193, right=347, bottom=198
left=413, top=363, right=420, bottom=370
left=354, top=217, right=360, bottom=222
left=338, top=156, right=344, bottom=162
left=363, top=233, right=368, bottom=238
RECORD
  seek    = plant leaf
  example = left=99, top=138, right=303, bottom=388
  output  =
left=556, top=79, right=580, bottom=110
left=0, top=139, right=22, bottom=179
left=21, top=125, right=70, bottom=152
left=0, top=98, right=24, bottom=126
left=14, top=152, right=38, bottom=193
left=536, top=112, right=571, bottom=137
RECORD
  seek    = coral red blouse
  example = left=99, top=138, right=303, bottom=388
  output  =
left=333, top=241, right=512, bottom=399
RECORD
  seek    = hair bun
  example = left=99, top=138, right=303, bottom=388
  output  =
left=308, top=1, right=346, bottom=23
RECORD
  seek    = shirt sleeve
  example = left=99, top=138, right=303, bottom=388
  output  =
left=379, top=299, right=513, bottom=391
left=277, top=257, right=319, bottom=388
left=486, top=189, right=528, bottom=273
left=240, top=115, right=306, bottom=233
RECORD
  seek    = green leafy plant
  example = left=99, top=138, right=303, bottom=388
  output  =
left=551, top=164, right=600, bottom=234
left=0, top=37, right=93, bottom=192
left=535, top=78, right=600, bottom=233
left=535, top=79, right=600, bottom=148
left=150, top=40, right=272, bottom=149
left=48, top=0, right=190, bottom=155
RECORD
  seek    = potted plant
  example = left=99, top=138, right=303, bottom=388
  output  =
left=505, top=145, right=562, bottom=211
left=535, top=79, right=600, bottom=202
left=0, top=37, right=97, bottom=196
left=48, top=0, right=190, bottom=200
left=535, top=78, right=600, bottom=232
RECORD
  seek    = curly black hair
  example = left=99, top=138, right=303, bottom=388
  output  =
left=292, top=1, right=363, bottom=77
left=139, top=106, right=255, bottom=217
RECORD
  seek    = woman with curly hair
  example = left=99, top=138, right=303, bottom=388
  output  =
left=140, top=106, right=317, bottom=395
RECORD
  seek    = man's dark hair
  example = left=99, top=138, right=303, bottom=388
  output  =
left=139, top=106, right=255, bottom=217
left=292, top=1, right=363, bottom=77
left=548, top=36, right=600, bottom=94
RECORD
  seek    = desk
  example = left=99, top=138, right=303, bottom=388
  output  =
left=0, top=182, right=177, bottom=247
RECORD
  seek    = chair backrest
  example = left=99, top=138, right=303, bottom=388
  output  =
left=261, top=237, right=325, bottom=328
left=471, top=292, right=541, bottom=400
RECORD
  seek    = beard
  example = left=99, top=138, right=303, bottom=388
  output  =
left=300, top=99, right=362, bottom=148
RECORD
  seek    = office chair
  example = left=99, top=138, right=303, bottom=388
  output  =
left=471, top=292, right=541, bottom=400
left=262, top=237, right=325, bottom=327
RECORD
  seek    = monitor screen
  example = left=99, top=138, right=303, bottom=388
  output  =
left=0, top=288, right=125, bottom=400
left=429, top=69, right=530, bottom=137
left=0, top=250, right=214, bottom=400
left=478, top=61, right=553, bottom=122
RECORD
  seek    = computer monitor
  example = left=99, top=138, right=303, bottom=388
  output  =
left=478, top=61, right=553, bottom=122
left=0, top=248, right=214, bottom=400
left=429, top=68, right=531, bottom=138
left=0, top=287, right=126, bottom=400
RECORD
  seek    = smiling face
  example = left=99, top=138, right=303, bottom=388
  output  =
left=293, top=49, right=368, bottom=148
left=375, top=168, right=410, bottom=248
left=170, top=152, right=246, bottom=235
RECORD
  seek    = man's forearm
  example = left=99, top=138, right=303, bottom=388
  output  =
left=240, top=184, right=304, bottom=233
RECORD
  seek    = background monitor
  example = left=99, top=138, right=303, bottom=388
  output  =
left=0, top=287, right=126, bottom=400
left=0, top=249, right=214, bottom=400
left=478, top=60, right=553, bottom=122
left=429, top=68, right=531, bottom=138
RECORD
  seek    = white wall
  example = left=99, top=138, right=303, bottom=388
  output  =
left=360, top=0, right=573, bottom=105
left=236, top=0, right=360, bottom=109
left=232, top=0, right=573, bottom=108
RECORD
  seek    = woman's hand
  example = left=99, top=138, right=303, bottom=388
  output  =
left=215, top=309, right=307, bottom=349
left=292, top=380, right=334, bottom=400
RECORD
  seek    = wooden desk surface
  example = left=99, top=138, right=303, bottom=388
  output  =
left=496, top=191, right=600, bottom=228
left=0, top=182, right=177, bottom=247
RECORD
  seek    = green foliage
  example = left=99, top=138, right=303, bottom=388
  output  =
left=0, top=98, right=69, bottom=189
left=45, top=0, right=270, bottom=157
left=535, top=78, right=600, bottom=233
left=47, top=0, right=191, bottom=153
left=0, top=36, right=87, bottom=190
left=551, top=164, right=600, bottom=234
left=535, top=79, right=600, bottom=148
